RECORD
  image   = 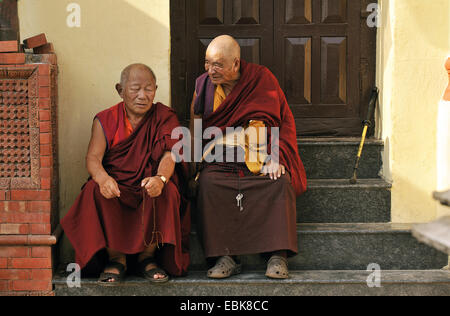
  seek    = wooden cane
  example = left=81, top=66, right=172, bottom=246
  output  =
left=350, top=87, right=379, bottom=184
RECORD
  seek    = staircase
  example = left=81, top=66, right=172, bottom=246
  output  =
left=54, top=138, right=450, bottom=296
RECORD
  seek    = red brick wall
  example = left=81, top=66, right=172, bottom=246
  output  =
left=0, top=55, right=58, bottom=296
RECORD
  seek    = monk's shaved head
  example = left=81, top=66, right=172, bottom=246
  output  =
left=120, top=63, right=156, bottom=87
left=205, top=35, right=241, bottom=86
left=207, top=35, right=241, bottom=62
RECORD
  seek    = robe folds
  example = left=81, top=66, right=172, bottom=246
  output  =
left=61, top=102, right=190, bottom=276
left=195, top=60, right=307, bottom=196
left=194, top=60, right=307, bottom=258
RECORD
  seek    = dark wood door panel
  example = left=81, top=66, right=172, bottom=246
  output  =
left=186, top=0, right=274, bottom=112
left=0, top=0, right=19, bottom=41
left=274, top=0, right=361, bottom=121
left=171, top=0, right=377, bottom=136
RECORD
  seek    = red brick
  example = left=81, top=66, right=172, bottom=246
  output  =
left=33, top=43, right=54, bottom=54
left=40, top=144, right=51, bottom=156
left=0, top=259, right=6, bottom=268
left=0, top=247, right=29, bottom=258
left=12, top=280, right=52, bottom=292
left=0, top=280, right=10, bottom=291
left=30, top=224, right=51, bottom=235
left=0, top=53, right=25, bottom=65
left=38, top=64, right=50, bottom=75
left=38, top=76, right=50, bottom=87
left=27, top=201, right=51, bottom=213
left=0, top=269, right=30, bottom=280
left=9, top=258, right=51, bottom=269
left=39, top=168, right=51, bottom=179
left=39, top=133, right=51, bottom=145
left=0, top=212, right=50, bottom=224
left=10, top=190, right=50, bottom=201
left=40, top=157, right=52, bottom=168
left=31, top=247, right=51, bottom=259
left=39, top=87, right=50, bottom=99
left=0, top=41, right=18, bottom=53
left=23, top=33, right=47, bottom=49
left=0, top=201, right=26, bottom=212
left=39, top=121, right=51, bottom=134
left=0, top=191, right=11, bottom=201
left=40, top=178, right=51, bottom=190
left=31, top=269, right=52, bottom=280
left=39, top=98, right=50, bottom=108
left=0, top=224, right=28, bottom=235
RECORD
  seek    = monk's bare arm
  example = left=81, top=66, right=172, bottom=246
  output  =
left=86, top=119, right=121, bottom=199
left=141, top=151, right=175, bottom=198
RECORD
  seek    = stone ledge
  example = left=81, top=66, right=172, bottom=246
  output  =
left=412, top=217, right=450, bottom=255
left=53, top=270, right=450, bottom=296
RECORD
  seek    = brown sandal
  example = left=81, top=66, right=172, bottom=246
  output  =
left=265, top=255, right=289, bottom=279
left=207, top=256, right=242, bottom=279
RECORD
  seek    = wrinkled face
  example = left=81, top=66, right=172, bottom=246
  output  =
left=117, top=68, right=157, bottom=117
left=205, top=47, right=239, bottom=85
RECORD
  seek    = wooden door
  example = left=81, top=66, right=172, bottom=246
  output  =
left=0, top=0, right=19, bottom=41
left=171, top=0, right=377, bottom=136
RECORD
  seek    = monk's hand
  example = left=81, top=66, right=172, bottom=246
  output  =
left=141, top=177, right=164, bottom=198
left=98, top=175, right=121, bottom=199
left=262, top=161, right=286, bottom=180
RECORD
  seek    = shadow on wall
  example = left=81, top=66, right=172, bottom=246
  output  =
left=19, top=0, right=170, bottom=265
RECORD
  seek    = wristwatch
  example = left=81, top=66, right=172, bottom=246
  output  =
left=157, top=175, right=168, bottom=185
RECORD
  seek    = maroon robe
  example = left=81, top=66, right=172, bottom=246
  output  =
left=194, top=61, right=307, bottom=258
left=61, top=102, right=190, bottom=276
left=195, top=60, right=307, bottom=196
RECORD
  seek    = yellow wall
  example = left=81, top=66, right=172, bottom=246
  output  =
left=18, top=0, right=171, bottom=235
left=376, top=0, right=450, bottom=222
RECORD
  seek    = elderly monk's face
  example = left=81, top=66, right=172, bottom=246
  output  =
left=118, top=68, right=157, bottom=117
left=205, top=48, right=240, bottom=86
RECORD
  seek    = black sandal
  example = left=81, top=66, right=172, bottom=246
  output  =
left=138, top=257, right=169, bottom=283
left=98, top=261, right=127, bottom=286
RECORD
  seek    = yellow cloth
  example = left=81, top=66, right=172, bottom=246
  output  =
left=211, top=86, right=267, bottom=174
left=213, top=85, right=226, bottom=112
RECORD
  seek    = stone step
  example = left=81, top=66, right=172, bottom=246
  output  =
left=53, top=269, right=450, bottom=296
left=189, top=223, right=448, bottom=271
left=296, top=179, right=391, bottom=223
left=298, top=137, right=383, bottom=179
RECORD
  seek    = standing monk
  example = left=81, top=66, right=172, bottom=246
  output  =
left=191, top=35, right=307, bottom=279
left=61, top=64, right=190, bottom=285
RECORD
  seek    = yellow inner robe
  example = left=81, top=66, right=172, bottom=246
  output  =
left=213, top=85, right=267, bottom=174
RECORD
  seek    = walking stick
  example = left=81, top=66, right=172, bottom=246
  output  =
left=350, top=87, right=379, bottom=184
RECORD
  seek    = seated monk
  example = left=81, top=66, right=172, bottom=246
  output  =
left=61, top=64, right=190, bottom=285
left=190, top=35, right=307, bottom=279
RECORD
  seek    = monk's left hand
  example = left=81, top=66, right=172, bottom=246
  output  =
left=141, top=177, right=165, bottom=198
left=262, top=161, right=286, bottom=180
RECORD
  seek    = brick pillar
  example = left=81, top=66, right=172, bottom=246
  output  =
left=0, top=54, right=58, bottom=296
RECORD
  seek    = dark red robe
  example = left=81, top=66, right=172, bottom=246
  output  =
left=195, top=60, right=307, bottom=196
left=61, top=102, right=190, bottom=276
left=194, top=61, right=307, bottom=258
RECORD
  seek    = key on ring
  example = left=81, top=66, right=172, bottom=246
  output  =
left=236, top=193, right=244, bottom=211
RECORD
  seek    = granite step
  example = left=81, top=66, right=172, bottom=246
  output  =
left=298, top=137, right=383, bottom=180
left=189, top=223, right=448, bottom=271
left=296, top=179, right=391, bottom=223
left=53, top=269, right=450, bottom=296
